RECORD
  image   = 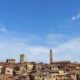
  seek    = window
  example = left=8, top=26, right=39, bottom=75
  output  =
left=7, top=70, right=10, bottom=72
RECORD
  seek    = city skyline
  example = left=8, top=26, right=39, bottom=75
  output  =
left=0, top=0, right=80, bottom=62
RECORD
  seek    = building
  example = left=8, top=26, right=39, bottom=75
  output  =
left=50, top=49, right=53, bottom=64
left=6, top=59, right=15, bottom=64
left=0, top=49, right=80, bottom=80
left=20, top=54, right=26, bottom=63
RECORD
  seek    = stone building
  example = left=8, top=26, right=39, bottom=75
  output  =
left=0, top=49, right=80, bottom=80
left=0, top=65, right=3, bottom=74
left=2, top=65, right=14, bottom=75
left=0, top=74, right=14, bottom=80
left=6, top=59, right=15, bottom=64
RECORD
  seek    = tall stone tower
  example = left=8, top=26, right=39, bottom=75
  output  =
left=50, top=49, right=53, bottom=64
left=20, top=54, right=26, bottom=63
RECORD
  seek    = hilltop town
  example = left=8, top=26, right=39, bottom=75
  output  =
left=0, top=49, right=80, bottom=80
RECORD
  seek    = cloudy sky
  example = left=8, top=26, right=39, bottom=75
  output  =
left=0, top=0, right=80, bottom=63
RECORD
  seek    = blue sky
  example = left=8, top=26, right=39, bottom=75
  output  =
left=0, top=0, right=80, bottom=63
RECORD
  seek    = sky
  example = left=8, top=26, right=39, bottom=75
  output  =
left=0, top=0, right=80, bottom=63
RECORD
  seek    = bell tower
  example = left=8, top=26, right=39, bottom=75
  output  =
left=50, top=49, right=53, bottom=64
left=20, top=54, right=26, bottom=63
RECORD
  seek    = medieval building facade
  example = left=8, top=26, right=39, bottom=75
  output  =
left=0, top=49, right=80, bottom=80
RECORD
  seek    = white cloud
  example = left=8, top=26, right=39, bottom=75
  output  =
left=58, top=38, right=80, bottom=50
left=0, top=29, right=80, bottom=63
left=0, top=32, right=57, bottom=62
left=54, top=37, right=80, bottom=62
left=71, top=13, right=80, bottom=21
left=0, top=27, right=7, bottom=32
left=0, top=39, right=49, bottom=62
left=46, top=34, right=63, bottom=44
left=0, top=24, right=8, bottom=33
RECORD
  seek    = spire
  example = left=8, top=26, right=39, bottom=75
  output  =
left=50, top=49, right=53, bottom=64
